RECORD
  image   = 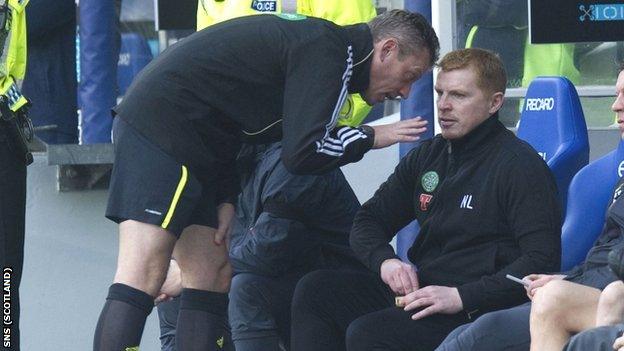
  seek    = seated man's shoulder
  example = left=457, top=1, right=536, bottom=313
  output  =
left=497, top=133, right=549, bottom=168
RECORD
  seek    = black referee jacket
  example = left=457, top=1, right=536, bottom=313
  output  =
left=113, top=15, right=375, bottom=204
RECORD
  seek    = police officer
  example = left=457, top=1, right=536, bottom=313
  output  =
left=0, top=1, right=32, bottom=350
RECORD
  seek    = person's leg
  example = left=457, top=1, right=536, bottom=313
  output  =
left=346, top=305, right=468, bottom=351
left=435, top=303, right=532, bottom=351
left=564, top=324, right=624, bottom=351
left=157, top=297, right=180, bottom=351
left=530, top=280, right=602, bottom=351
left=596, top=281, right=624, bottom=327
left=229, top=273, right=286, bottom=351
left=290, top=269, right=393, bottom=351
left=174, top=224, right=233, bottom=351
left=0, top=122, right=26, bottom=350
left=94, top=220, right=176, bottom=351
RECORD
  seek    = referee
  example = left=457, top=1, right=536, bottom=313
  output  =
left=94, top=10, right=438, bottom=351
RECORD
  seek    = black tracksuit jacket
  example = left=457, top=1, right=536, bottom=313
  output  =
left=351, top=115, right=562, bottom=317
left=113, top=15, right=375, bottom=204
left=229, top=143, right=362, bottom=277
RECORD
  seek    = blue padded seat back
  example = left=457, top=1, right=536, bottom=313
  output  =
left=561, top=139, right=624, bottom=270
left=517, top=77, right=590, bottom=211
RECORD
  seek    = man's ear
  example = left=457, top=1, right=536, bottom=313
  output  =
left=488, top=92, right=505, bottom=114
left=379, top=38, right=397, bottom=62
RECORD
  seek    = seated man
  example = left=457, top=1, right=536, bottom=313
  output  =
left=435, top=66, right=624, bottom=351
left=156, top=142, right=371, bottom=351
left=290, top=48, right=562, bottom=351
left=563, top=280, right=624, bottom=351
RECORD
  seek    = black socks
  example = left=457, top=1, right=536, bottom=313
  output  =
left=176, top=288, right=232, bottom=351
left=93, top=283, right=154, bottom=351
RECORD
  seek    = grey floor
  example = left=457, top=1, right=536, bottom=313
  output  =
left=21, top=154, right=162, bottom=351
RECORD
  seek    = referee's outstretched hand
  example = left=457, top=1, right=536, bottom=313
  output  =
left=214, top=203, right=235, bottom=246
left=371, top=117, right=428, bottom=149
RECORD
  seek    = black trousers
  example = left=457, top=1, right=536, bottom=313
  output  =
left=0, top=121, right=27, bottom=350
left=435, top=302, right=531, bottom=351
left=290, top=270, right=471, bottom=351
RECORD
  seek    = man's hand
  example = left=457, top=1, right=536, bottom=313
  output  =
left=524, top=274, right=566, bottom=300
left=155, top=259, right=182, bottom=304
left=371, top=117, right=428, bottom=149
left=214, top=202, right=235, bottom=246
left=400, top=285, right=463, bottom=320
left=380, top=258, right=419, bottom=295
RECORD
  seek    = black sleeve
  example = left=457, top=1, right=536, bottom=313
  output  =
left=457, top=157, right=562, bottom=313
left=215, top=140, right=241, bottom=205
left=280, top=35, right=374, bottom=175
left=350, top=148, right=422, bottom=273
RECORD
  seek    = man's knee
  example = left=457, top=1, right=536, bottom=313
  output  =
left=345, top=315, right=378, bottom=350
left=438, top=308, right=531, bottom=351
left=292, top=270, right=337, bottom=313
left=600, top=281, right=624, bottom=308
left=173, top=224, right=232, bottom=291
left=229, top=274, right=270, bottom=311
left=178, top=262, right=232, bottom=292
left=115, top=221, right=176, bottom=295
left=472, top=309, right=513, bottom=330
left=532, top=280, right=572, bottom=318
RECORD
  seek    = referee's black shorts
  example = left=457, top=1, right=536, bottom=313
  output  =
left=106, top=117, right=218, bottom=237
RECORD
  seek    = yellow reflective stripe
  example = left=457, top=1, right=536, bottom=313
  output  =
left=161, top=165, right=188, bottom=229
left=465, top=25, right=478, bottom=48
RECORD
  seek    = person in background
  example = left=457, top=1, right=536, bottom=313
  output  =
left=0, top=0, right=32, bottom=350
left=22, top=0, right=78, bottom=144
left=563, top=279, right=624, bottom=351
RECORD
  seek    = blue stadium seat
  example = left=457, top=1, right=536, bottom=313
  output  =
left=517, top=77, right=590, bottom=212
left=117, top=32, right=153, bottom=96
left=561, top=139, right=624, bottom=271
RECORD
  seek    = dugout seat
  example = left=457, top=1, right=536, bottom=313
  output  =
left=561, top=138, right=624, bottom=270
left=517, top=76, right=590, bottom=213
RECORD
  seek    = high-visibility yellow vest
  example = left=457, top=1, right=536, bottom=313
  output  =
left=522, top=41, right=580, bottom=86
left=196, top=0, right=376, bottom=127
left=0, top=0, right=28, bottom=112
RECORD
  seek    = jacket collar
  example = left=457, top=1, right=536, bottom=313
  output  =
left=344, top=23, right=373, bottom=94
left=447, top=112, right=505, bottom=156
